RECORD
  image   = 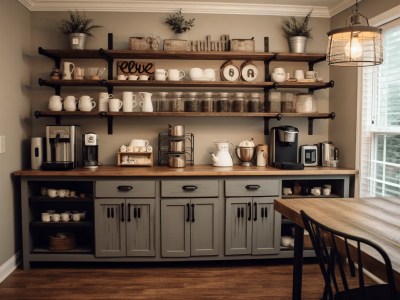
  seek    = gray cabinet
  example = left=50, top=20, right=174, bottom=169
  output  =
left=225, top=179, right=281, bottom=256
left=95, top=180, right=156, bottom=257
left=160, top=179, right=219, bottom=258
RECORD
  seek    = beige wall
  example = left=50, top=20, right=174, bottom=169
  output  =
left=31, top=12, right=330, bottom=165
left=0, top=1, right=31, bottom=265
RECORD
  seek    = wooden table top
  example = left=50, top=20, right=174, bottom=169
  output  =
left=275, top=197, right=400, bottom=290
left=13, top=165, right=358, bottom=177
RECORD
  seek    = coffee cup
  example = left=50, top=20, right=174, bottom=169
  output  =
left=138, top=74, right=149, bottom=81
left=48, top=95, right=63, bottom=111
left=78, top=96, right=96, bottom=112
left=41, top=212, right=51, bottom=222
left=99, top=92, right=113, bottom=112
left=189, top=68, right=203, bottom=79
left=311, top=188, right=321, bottom=196
left=282, top=187, right=293, bottom=196
left=203, top=68, right=217, bottom=81
left=294, top=70, right=305, bottom=80
left=168, top=69, right=185, bottom=81
left=72, top=213, right=81, bottom=222
left=61, top=212, right=71, bottom=222
left=58, top=189, right=67, bottom=198
left=47, top=189, right=59, bottom=198
left=305, top=71, right=318, bottom=80
left=109, top=98, right=123, bottom=112
left=128, top=74, right=138, bottom=80
left=127, top=145, right=134, bottom=152
left=51, top=213, right=61, bottom=222
left=117, top=74, right=128, bottom=80
left=73, top=67, right=85, bottom=80
left=323, top=187, right=331, bottom=196
left=120, top=145, right=127, bottom=152
left=155, top=69, right=168, bottom=81
left=122, top=98, right=138, bottom=112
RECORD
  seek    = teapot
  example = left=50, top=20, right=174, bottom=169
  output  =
left=78, top=96, right=96, bottom=112
left=62, top=62, right=75, bottom=80
left=48, top=95, right=63, bottom=111
left=210, top=141, right=233, bottom=167
left=139, top=92, right=153, bottom=112
left=271, top=67, right=286, bottom=83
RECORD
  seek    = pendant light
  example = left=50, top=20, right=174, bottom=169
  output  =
left=326, top=0, right=383, bottom=67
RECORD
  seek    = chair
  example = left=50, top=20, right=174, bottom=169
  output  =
left=300, top=210, right=399, bottom=300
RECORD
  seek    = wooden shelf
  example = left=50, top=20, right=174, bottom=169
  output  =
left=275, top=53, right=326, bottom=63
left=30, top=221, right=93, bottom=227
left=39, top=47, right=104, bottom=59
left=31, top=247, right=93, bottom=254
left=39, top=79, right=104, bottom=88
left=29, top=196, right=93, bottom=202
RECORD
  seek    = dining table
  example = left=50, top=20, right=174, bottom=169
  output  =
left=274, top=196, right=400, bottom=300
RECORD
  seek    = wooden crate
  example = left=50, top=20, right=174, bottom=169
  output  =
left=230, top=39, right=255, bottom=52
left=117, top=152, right=153, bottom=167
left=163, top=39, right=188, bottom=51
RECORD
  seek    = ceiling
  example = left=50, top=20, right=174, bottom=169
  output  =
left=18, top=0, right=358, bottom=17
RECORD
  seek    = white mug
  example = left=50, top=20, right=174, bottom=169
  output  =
left=155, top=69, right=168, bottom=81
left=58, top=189, right=67, bottom=198
left=203, top=68, right=217, bottom=81
left=109, top=98, right=123, bottom=112
left=72, top=213, right=81, bottom=222
left=168, top=69, right=185, bottom=81
left=305, top=71, right=318, bottom=80
left=138, top=74, right=149, bottom=81
left=120, top=145, right=127, bottom=152
left=128, top=74, right=138, bottom=80
left=63, top=95, right=78, bottom=111
left=117, top=74, right=128, bottom=80
left=189, top=67, right=203, bottom=79
left=99, top=92, right=113, bottom=112
left=48, top=95, right=63, bottom=111
left=78, top=96, right=96, bottom=112
left=122, top=98, right=138, bottom=112
left=52, top=213, right=61, bottom=222
left=41, top=213, right=51, bottom=222
left=61, top=212, right=71, bottom=222
left=294, top=70, right=305, bottom=80
left=47, top=189, right=59, bottom=198
left=282, top=187, right=293, bottom=196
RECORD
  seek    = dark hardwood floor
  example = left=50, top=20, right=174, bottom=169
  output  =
left=0, top=260, right=328, bottom=299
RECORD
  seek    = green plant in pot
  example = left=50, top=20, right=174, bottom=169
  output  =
left=281, top=10, right=312, bottom=53
left=165, top=9, right=195, bottom=34
left=59, top=10, right=102, bottom=50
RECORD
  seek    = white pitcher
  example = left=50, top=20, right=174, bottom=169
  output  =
left=62, top=62, right=75, bottom=80
left=63, top=95, right=78, bottom=111
left=78, top=96, right=96, bottom=112
left=48, top=95, right=63, bottom=111
left=139, top=92, right=153, bottom=112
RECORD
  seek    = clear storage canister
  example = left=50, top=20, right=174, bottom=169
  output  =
left=216, top=92, right=230, bottom=112
left=232, top=92, right=245, bottom=112
left=281, top=92, right=295, bottom=113
left=159, top=92, right=169, bottom=112
left=171, top=92, right=185, bottom=112
left=202, top=92, right=214, bottom=112
left=268, top=91, right=281, bottom=113
left=185, top=92, right=200, bottom=112
left=248, top=92, right=261, bottom=112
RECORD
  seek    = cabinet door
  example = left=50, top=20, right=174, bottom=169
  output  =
left=95, top=199, right=126, bottom=257
left=161, top=199, right=190, bottom=257
left=225, top=197, right=252, bottom=255
left=190, top=198, right=219, bottom=256
left=126, top=199, right=155, bottom=257
left=252, top=197, right=280, bottom=255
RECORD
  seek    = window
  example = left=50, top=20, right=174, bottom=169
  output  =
left=360, top=19, right=400, bottom=196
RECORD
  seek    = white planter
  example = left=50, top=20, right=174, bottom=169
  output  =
left=69, top=33, right=88, bottom=50
left=288, top=36, right=308, bottom=53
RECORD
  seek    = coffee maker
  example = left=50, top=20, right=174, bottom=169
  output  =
left=269, top=126, right=304, bottom=170
left=82, top=132, right=99, bottom=169
left=42, top=125, right=80, bottom=170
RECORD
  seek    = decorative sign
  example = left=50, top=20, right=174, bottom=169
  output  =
left=220, top=60, right=240, bottom=81
left=240, top=60, right=258, bottom=82
left=116, top=60, right=155, bottom=76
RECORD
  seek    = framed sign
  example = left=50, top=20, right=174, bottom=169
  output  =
left=116, top=60, right=155, bottom=75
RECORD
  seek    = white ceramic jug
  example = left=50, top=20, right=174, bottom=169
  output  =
left=62, top=62, right=75, bottom=80
left=139, top=92, right=153, bottom=112
left=48, top=95, right=63, bottom=111
left=63, top=96, right=78, bottom=111
left=78, top=96, right=96, bottom=112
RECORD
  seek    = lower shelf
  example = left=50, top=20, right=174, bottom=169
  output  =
left=31, top=247, right=93, bottom=254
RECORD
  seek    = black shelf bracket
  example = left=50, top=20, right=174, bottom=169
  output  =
left=309, top=80, right=334, bottom=93
left=106, top=115, right=113, bottom=135
left=100, top=79, right=113, bottom=94
left=308, top=112, right=336, bottom=135
left=38, top=47, right=61, bottom=68
left=38, top=78, right=61, bottom=95
left=35, top=111, right=61, bottom=124
left=308, top=57, right=326, bottom=71
left=264, top=114, right=282, bottom=135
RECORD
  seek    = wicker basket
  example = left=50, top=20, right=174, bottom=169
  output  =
left=49, top=232, right=76, bottom=251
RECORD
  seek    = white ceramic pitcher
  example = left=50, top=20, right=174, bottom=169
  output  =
left=62, top=62, right=75, bottom=80
left=78, top=96, right=96, bottom=112
left=139, top=92, right=153, bottom=112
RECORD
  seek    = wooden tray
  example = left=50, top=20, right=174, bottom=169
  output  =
left=117, top=152, right=153, bottom=167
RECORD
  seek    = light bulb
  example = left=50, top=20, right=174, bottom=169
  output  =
left=344, top=37, right=363, bottom=58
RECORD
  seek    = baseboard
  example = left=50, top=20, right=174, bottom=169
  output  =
left=0, top=250, right=22, bottom=283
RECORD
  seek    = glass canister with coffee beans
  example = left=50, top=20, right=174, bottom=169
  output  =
left=185, top=92, right=200, bottom=112
left=171, top=92, right=185, bottom=112
left=202, top=92, right=214, bottom=112
left=216, top=92, right=230, bottom=112
left=248, top=92, right=261, bottom=112
left=232, top=92, right=245, bottom=112
left=159, top=92, right=169, bottom=112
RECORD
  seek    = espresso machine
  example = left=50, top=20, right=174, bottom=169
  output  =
left=42, top=125, right=80, bottom=170
left=269, top=126, right=304, bottom=170
left=82, top=132, right=99, bottom=169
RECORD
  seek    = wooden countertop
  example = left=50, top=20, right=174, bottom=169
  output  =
left=13, top=165, right=358, bottom=177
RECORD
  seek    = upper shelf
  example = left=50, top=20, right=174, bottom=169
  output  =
left=38, top=47, right=326, bottom=64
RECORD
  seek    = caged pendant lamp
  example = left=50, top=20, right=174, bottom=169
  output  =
left=326, top=0, right=383, bottom=67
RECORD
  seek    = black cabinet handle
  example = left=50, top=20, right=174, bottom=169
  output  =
left=237, top=207, right=241, bottom=218
left=261, top=207, right=264, bottom=218
left=127, top=203, right=131, bottom=222
left=241, top=207, right=244, bottom=218
left=253, top=202, right=257, bottom=221
left=111, top=207, right=114, bottom=219
left=247, top=202, right=252, bottom=221
left=265, top=207, right=268, bottom=218
left=133, top=207, right=137, bottom=219
left=191, top=204, right=195, bottom=222
left=182, top=185, right=198, bottom=191
left=117, top=185, right=133, bottom=192
left=245, top=185, right=260, bottom=190
left=121, top=203, right=125, bottom=222
left=137, top=207, right=141, bottom=219
left=107, top=207, right=110, bottom=218
left=186, top=203, right=190, bottom=222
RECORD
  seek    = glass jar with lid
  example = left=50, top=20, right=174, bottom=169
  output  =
left=232, top=92, right=245, bottom=112
left=185, top=92, right=200, bottom=112
left=216, top=92, right=230, bottom=112
left=159, top=92, right=169, bottom=112
left=248, top=92, right=261, bottom=112
left=202, top=92, right=214, bottom=112
left=171, top=91, right=185, bottom=112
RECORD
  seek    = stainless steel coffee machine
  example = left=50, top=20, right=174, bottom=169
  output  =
left=42, top=125, right=80, bottom=170
left=269, top=126, right=304, bottom=170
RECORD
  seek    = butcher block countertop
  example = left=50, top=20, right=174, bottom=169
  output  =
left=14, top=165, right=358, bottom=177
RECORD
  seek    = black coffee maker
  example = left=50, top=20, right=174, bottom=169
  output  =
left=82, top=132, right=99, bottom=169
left=269, top=126, right=304, bottom=170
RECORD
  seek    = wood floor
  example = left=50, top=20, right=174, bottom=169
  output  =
left=0, top=260, right=327, bottom=300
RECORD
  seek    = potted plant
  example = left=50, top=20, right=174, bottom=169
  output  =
left=165, top=9, right=195, bottom=34
left=59, top=10, right=102, bottom=50
left=281, top=10, right=313, bottom=53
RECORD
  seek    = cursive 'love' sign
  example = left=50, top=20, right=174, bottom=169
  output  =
left=116, top=60, right=155, bottom=75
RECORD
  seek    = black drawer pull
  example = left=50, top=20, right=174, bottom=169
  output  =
left=127, top=203, right=131, bottom=222
left=107, top=207, right=110, bottom=218
left=111, top=207, right=114, bottom=219
left=253, top=202, right=257, bottom=221
left=240, top=207, right=244, bottom=218
left=133, top=207, right=137, bottom=219
left=265, top=207, right=268, bottom=218
left=191, top=204, right=195, bottom=222
left=121, top=203, right=125, bottom=222
left=186, top=203, right=191, bottom=222
left=237, top=207, right=241, bottom=218
left=245, top=185, right=260, bottom=190
left=247, top=202, right=252, bottom=221
left=137, top=207, right=141, bottom=219
left=182, top=185, right=198, bottom=191
left=261, top=207, right=264, bottom=218
left=117, top=185, right=133, bottom=192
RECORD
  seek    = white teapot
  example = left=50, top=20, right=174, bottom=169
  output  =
left=48, top=95, right=63, bottom=111
left=78, top=95, right=96, bottom=112
left=271, top=67, right=286, bottom=83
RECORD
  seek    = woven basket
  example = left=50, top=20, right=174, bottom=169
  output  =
left=49, top=233, right=76, bottom=251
